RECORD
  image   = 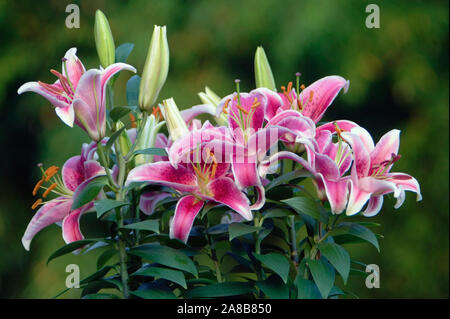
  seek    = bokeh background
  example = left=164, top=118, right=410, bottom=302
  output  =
left=0, top=0, right=448, bottom=298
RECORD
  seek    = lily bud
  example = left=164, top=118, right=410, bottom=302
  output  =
left=254, top=46, right=276, bottom=91
left=134, top=114, right=166, bottom=166
left=139, top=25, right=170, bottom=111
left=115, top=120, right=132, bottom=156
left=198, top=86, right=227, bottom=126
left=94, top=10, right=115, bottom=68
left=160, top=98, right=188, bottom=141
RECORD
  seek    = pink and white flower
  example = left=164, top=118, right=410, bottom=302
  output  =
left=342, top=127, right=422, bottom=216
left=18, top=48, right=136, bottom=141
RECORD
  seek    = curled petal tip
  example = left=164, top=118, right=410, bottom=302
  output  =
left=22, top=237, right=31, bottom=251
left=344, top=80, right=350, bottom=93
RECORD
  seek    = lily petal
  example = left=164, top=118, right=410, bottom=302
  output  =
left=126, top=161, right=199, bottom=193
left=169, top=195, right=204, bottom=243
left=299, top=75, right=349, bottom=123
left=62, top=208, right=84, bottom=244
left=62, top=47, right=85, bottom=89
left=363, top=196, right=384, bottom=217
left=139, top=192, right=172, bottom=216
left=317, top=174, right=349, bottom=214
left=22, top=198, right=72, bottom=250
left=346, top=180, right=372, bottom=216
left=370, top=129, right=400, bottom=167
left=207, top=177, right=253, bottom=221
left=181, top=104, right=216, bottom=124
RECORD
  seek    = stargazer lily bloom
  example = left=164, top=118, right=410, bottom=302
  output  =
left=259, top=121, right=357, bottom=214
left=22, top=142, right=106, bottom=251
left=215, top=87, right=302, bottom=209
left=18, top=47, right=136, bottom=141
left=341, top=127, right=422, bottom=216
left=126, top=124, right=253, bottom=243
left=263, top=75, right=349, bottom=124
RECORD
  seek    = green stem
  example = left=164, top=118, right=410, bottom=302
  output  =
left=289, top=215, right=299, bottom=267
left=96, top=142, right=118, bottom=192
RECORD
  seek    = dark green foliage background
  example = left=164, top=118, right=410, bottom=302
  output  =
left=0, top=0, right=447, bottom=298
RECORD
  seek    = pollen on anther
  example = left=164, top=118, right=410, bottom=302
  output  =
left=300, top=84, right=306, bottom=90
left=32, top=198, right=43, bottom=210
left=32, top=177, right=45, bottom=196
left=42, top=183, right=57, bottom=198
left=44, top=166, right=59, bottom=181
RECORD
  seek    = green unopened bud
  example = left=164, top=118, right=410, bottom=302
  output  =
left=94, top=10, right=115, bottom=68
left=134, top=114, right=166, bottom=166
left=139, top=25, right=170, bottom=111
left=254, top=46, right=276, bottom=91
left=115, top=120, right=132, bottom=156
left=160, top=98, right=188, bottom=141
left=198, top=86, right=227, bottom=126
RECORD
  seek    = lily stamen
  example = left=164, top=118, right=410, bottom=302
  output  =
left=32, top=177, right=45, bottom=196
left=42, top=183, right=58, bottom=198
left=31, top=198, right=43, bottom=210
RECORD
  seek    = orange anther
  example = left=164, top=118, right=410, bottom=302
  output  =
left=236, top=103, right=249, bottom=115
left=287, top=81, right=293, bottom=93
left=32, top=177, right=45, bottom=196
left=31, top=198, right=43, bottom=210
left=129, top=113, right=137, bottom=128
left=300, top=84, right=305, bottom=90
left=44, top=166, right=59, bottom=182
left=42, top=183, right=57, bottom=198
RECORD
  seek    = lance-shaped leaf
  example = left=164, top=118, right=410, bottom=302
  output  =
left=253, top=252, right=290, bottom=283
left=307, top=258, right=335, bottom=299
left=319, top=242, right=350, bottom=284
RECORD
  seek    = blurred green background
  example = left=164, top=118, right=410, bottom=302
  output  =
left=0, top=0, right=448, bottom=298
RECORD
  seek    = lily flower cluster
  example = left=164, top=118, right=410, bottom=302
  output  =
left=17, top=10, right=422, bottom=299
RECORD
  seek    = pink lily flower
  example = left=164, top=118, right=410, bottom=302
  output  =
left=341, top=127, right=422, bottom=216
left=22, top=142, right=106, bottom=250
left=213, top=88, right=312, bottom=209
left=264, top=75, right=349, bottom=123
left=18, top=47, right=136, bottom=141
left=259, top=121, right=357, bottom=214
left=126, top=124, right=253, bottom=243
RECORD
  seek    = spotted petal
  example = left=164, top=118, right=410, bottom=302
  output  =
left=169, top=195, right=204, bottom=243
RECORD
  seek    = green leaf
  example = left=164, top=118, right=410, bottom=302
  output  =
left=307, top=258, right=335, bottom=299
left=319, top=243, right=350, bottom=284
left=121, top=220, right=159, bottom=233
left=131, top=288, right=176, bottom=299
left=129, top=244, right=198, bottom=276
left=296, top=277, right=322, bottom=299
left=332, top=222, right=380, bottom=251
left=82, top=293, right=118, bottom=299
left=115, top=43, right=134, bottom=63
left=96, top=249, right=117, bottom=270
left=131, top=147, right=167, bottom=158
left=228, top=223, right=259, bottom=241
left=47, top=239, right=97, bottom=264
left=109, top=106, right=131, bottom=122
left=126, top=75, right=140, bottom=106
left=253, top=253, right=290, bottom=283
left=263, top=208, right=294, bottom=219
left=282, top=197, right=328, bottom=223
left=94, top=199, right=128, bottom=219
left=105, top=126, right=127, bottom=150
left=133, top=266, right=187, bottom=289
left=71, top=176, right=109, bottom=210
left=185, top=282, right=254, bottom=298
left=256, top=275, right=289, bottom=299
left=266, top=169, right=310, bottom=191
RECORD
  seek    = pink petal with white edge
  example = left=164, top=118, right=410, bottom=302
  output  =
left=252, top=87, right=283, bottom=121
left=316, top=120, right=358, bottom=135
left=139, top=192, right=172, bottom=215
left=99, top=63, right=136, bottom=106
left=62, top=47, right=85, bottom=89
left=317, top=174, right=349, bottom=214
left=387, top=173, right=422, bottom=201
left=250, top=184, right=266, bottom=210
left=346, top=180, right=372, bottom=216
left=17, top=82, right=74, bottom=126
left=341, top=131, right=371, bottom=178
left=299, top=75, right=349, bottom=123
left=370, top=129, right=400, bottom=167
left=231, top=160, right=260, bottom=189
left=363, top=196, right=384, bottom=217
left=62, top=208, right=85, bottom=244
left=169, top=195, right=204, bottom=243
left=126, top=161, right=199, bottom=193
left=207, top=177, right=253, bottom=221
left=358, top=176, right=400, bottom=197
left=22, top=197, right=72, bottom=250
left=181, top=104, right=216, bottom=124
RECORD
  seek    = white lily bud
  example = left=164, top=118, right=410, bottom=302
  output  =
left=160, top=98, right=189, bottom=141
left=198, top=86, right=227, bottom=126
left=254, top=46, right=276, bottom=91
left=134, top=114, right=166, bottom=166
left=139, top=25, right=170, bottom=112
